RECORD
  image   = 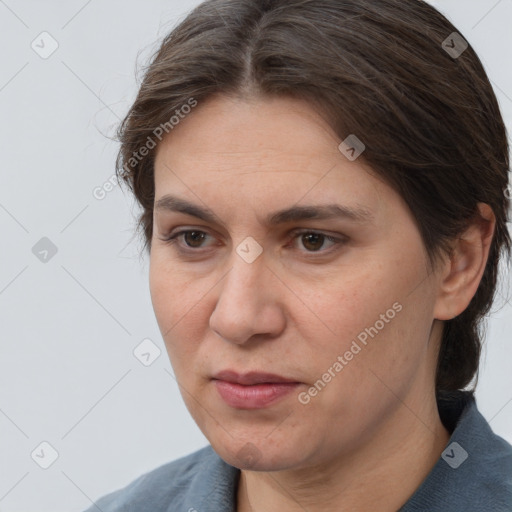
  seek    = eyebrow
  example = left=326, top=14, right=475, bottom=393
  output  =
left=154, top=194, right=374, bottom=225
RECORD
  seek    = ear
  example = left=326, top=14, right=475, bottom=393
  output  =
left=433, top=203, right=496, bottom=321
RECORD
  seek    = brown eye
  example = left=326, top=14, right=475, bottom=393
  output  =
left=162, top=228, right=346, bottom=257
left=301, top=232, right=326, bottom=252
left=182, top=231, right=208, bottom=248
left=162, top=229, right=214, bottom=251
left=291, top=230, right=343, bottom=254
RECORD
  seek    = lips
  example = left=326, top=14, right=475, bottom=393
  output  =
left=212, top=370, right=301, bottom=409
left=212, top=369, right=299, bottom=385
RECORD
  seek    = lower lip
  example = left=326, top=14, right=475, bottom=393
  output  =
left=214, top=380, right=300, bottom=409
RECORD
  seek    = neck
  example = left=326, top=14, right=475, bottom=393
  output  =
left=237, top=392, right=450, bottom=512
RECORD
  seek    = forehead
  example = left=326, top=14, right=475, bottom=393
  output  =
left=154, top=94, right=341, bottom=170
left=154, top=94, right=374, bottom=186
left=151, top=94, right=405, bottom=229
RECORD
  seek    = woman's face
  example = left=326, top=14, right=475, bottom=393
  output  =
left=150, top=94, right=443, bottom=471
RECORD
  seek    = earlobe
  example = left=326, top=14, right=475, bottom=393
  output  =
left=433, top=203, right=496, bottom=321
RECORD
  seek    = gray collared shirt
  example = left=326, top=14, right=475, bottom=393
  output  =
left=84, top=391, right=512, bottom=511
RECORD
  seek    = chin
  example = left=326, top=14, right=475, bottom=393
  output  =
left=212, top=438, right=302, bottom=471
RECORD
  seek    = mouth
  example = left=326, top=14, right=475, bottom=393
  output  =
left=211, top=370, right=302, bottom=409
left=212, top=370, right=299, bottom=385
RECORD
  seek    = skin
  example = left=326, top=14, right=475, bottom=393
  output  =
left=150, top=93, right=495, bottom=511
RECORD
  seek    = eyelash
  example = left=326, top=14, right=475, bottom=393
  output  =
left=160, top=229, right=346, bottom=256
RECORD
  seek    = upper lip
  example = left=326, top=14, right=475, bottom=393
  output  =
left=212, top=370, right=299, bottom=385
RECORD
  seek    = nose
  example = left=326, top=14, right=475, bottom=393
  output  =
left=209, top=250, right=286, bottom=345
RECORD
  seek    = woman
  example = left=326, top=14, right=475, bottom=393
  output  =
left=85, top=0, right=512, bottom=510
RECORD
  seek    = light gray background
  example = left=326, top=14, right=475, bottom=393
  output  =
left=0, top=1, right=511, bottom=511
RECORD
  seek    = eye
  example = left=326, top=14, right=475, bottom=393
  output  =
left=164, top=230, right=214, bottom=250
left=289, top=229, right=345, bottom=254
left=161, top=228, right=345, bottom=255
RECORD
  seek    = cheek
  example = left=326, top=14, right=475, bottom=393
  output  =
left=297, top=264, right=392, bottom=351
left=149, top=253, right=205, bottom=324
left=297, top=248, right=430, bottom=387
left=307, top=286, right=434, bottom=418
left=149, top=259, right=175, bottom=333
left=149, top=258, right=205, bottom=363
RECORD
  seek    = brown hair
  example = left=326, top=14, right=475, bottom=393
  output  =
left=115, top=0, right=510, bottom=395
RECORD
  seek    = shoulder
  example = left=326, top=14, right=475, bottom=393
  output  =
left=464, top=402, right=512, bottom=508
left=83, top=445, right=237, bottom=512
left=402, top=393, right=512, bottom=511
